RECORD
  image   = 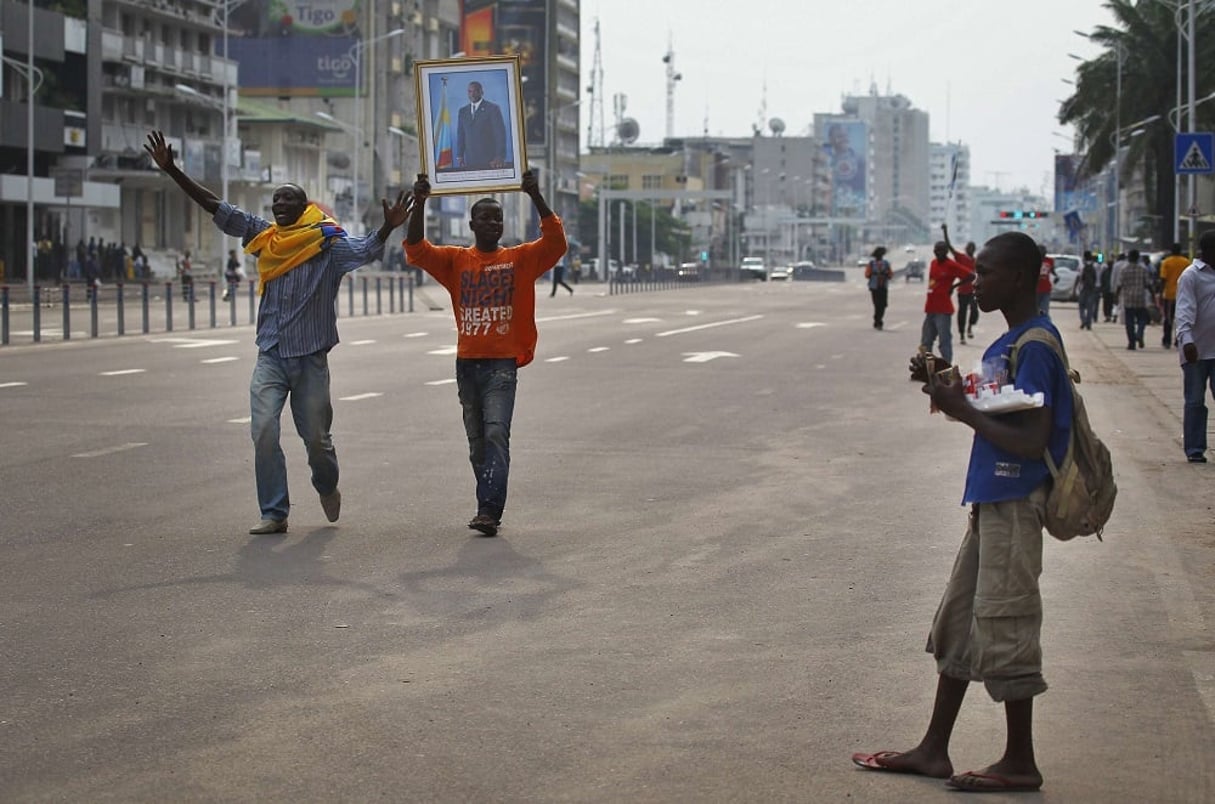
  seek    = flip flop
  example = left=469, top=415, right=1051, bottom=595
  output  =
left=945, top=770, right=1042, bottom=793
left=851, top=751, right=910, bottom=773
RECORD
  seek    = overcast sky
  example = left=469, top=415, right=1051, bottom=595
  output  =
left=580, top=0, right=1117, bottom=196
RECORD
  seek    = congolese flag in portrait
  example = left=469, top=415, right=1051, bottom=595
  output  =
left=434, top=77, right=454, bottom=169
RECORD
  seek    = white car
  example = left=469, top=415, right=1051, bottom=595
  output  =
left=769, top=264, right=791, bottom=281
left=1049, top=254, right=1082, bottom=301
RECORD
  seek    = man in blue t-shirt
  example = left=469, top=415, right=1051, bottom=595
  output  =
left=852, top=231, right=1072, bottom=794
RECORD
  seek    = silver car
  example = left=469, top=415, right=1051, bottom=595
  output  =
left=1049, top=255, right=1082, bottom=301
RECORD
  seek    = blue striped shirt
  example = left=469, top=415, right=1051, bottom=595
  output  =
left=213, top=202, right=385, bottom=357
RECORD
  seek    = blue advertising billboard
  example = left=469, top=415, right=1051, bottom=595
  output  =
left=820, top=118, right=868, bottom=219
left=224, top=0, right=360, bottom=97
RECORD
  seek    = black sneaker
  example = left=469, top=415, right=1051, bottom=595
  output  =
left=1187, top=454, right=1208, bottom=463
left=468, top=514, right=499, bottom=537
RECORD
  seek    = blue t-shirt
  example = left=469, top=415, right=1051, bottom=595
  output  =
left=962, top=317, right=1073, bottom=505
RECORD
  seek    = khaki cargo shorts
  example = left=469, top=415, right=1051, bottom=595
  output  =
left=926, top=485, right=1048, bottom=702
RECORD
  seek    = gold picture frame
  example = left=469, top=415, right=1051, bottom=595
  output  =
left=413, top=55, right=529, bottom=196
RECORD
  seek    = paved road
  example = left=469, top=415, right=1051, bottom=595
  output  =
left=1, top=276, right=1212, bottom=802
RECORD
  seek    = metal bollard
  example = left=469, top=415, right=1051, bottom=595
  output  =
left=248, top=279, right=255, bottom=325
left=361, top=275, right=369, bottom=316
left=1, top=286, right=8, bottom=345
left=407, top=273, right=415, bottom=313
left=141, top=282, right=150, bottom=334
left=208, top=281, right=217, bottom=329
left=389, top=276, right=396, bottom=314
left=31, top=286, right=42, bottom=342
left=116, top=282, right=125, bottom=336
left=90, top=282, right=99, bottom=338
left=375, top=276, right=382, bottom=315
left=166, top=282, right=174, bottom=332
left=62, top=284, right=72, bottom=340
left=347, top=275, right=354, bottom=317
left=187, top=283, right=196, bottom=330
left=228, top=282, right=237, bottom=326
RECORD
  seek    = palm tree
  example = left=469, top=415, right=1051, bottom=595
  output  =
left=1060, top=0, right=1215, bottom=249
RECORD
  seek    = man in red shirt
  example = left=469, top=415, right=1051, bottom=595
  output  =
left=1036, top=245, right=1056, bottom=318
left=920, top=240, right=973, bottom=365
left=405, top=170, right=566, bottom=537
left=942, top=224, right=978, bottom=343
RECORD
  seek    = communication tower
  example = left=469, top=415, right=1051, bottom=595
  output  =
left=586, top=17, right=606, bottom=148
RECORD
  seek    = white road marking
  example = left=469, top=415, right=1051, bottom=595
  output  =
left=536, top=309, right=617, bottom=323
left=427, top=345, right=458, bottom=356
left=545, top=356, right=570, bottom=363
left=425, top=379, right=457, bottom=386
left=588, top=347, right=610, bottom=353
left=831, top=354, right=844, bottom=360
left=682, top=351, right=739, bottom=363
left=685, top=310, right=702, bottom=315
left=72, top=442, right=148, bottom=459
left=200, top=356, right=239, bottom=364
left=656, top=315, right=764, bottom=337
left=814, top=364, right=827, bottom=369
left=0, top=382, right=28, bottom=389
left=625, top=338, right=643, bottom=344
left=623, top=317, right=662, bottom=324
left=339, top=392, right=383, bottom=401
left=228, top=416, right=252, bottom=424
left=350, top=339, right=376, bottom=346
left=796, top=322, right=827, bottom=329
left=150, top=337, right=239, bottom=349
left=100, top=369, right=146, bottom=376
left=403, top=332, right=428, bottom=338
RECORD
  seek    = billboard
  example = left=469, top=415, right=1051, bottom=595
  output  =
left=820, top=118, right=868, bottom=219
left=460, top=0, right=548, bottom=146
left=223, top=1, right=360, bottom=97
left=1054, top=153, right=1099, bottom=244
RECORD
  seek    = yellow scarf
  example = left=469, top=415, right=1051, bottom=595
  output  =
left=245, top=204, right=342, bottom=295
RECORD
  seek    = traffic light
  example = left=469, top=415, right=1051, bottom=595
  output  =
left=998, top=210, right=1050, bottom=219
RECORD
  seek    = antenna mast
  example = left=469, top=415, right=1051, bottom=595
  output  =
left=587, top=18, right=606, bottom=148
left=662, top=32, right=681, bottom=140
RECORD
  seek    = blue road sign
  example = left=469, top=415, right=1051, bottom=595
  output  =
left=1175, top=133, right=1214, bottom=174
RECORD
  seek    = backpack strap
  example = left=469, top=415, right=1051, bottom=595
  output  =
left=1008, top=326, right=1078, bottom=479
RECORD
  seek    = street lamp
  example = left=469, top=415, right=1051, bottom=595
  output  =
left=346, top=28, right=406, bottom=235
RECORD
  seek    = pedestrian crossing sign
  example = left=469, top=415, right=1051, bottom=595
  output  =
left=1175, top=133, right=1214, bottom=174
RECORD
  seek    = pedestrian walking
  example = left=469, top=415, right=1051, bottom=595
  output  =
left=145, top=129, right=412, bottom=534
left=853, top=231, right=1073, bottom=794
left=1174, top=230, right=1215, bottom=463
left=1035, top=245, right=1056, bottom=318
left=223, top=249, right=242, bottom=301
left=865, top=246, right=893, bottom=330
left=942, top=225, right=978, bottom=342
left=403, top=170, right=567, bottom=537
left=549, top=258, right=574, bottom=297
left=1159, top=243, right=1189, bottom=349
left=1115, top=249, right=1151, bottom=350
left=1076, top=251, right=1100, bottom=330
left=920, top=241, right=972, bottom=366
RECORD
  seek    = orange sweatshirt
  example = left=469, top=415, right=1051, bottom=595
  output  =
left=404, top=215, right=566, bottom=367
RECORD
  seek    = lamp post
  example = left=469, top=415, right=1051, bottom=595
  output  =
left=26, top=0, right=35, bottom=301
left=345, top=28, right=406, bottom=236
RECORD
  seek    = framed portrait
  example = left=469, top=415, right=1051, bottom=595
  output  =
left=414, top=55, right=529, bottom=196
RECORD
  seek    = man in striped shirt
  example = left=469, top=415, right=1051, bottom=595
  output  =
left=145, top=130, right=412, bottom=534
left=1115, top=249, right=1151, bottom=350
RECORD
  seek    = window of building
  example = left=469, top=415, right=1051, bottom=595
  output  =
left=642, top=174, right=662, bottom=189
left=608, top=174, right=629, bottom=190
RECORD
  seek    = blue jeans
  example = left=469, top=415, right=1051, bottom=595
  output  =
left=1182, top=359, right=1215, bottom=458
left=250, top=348, right=338, bottom=520
left=456, top=358, right=518, bottom=521
left=1077, top=289, right=1099, bottom=329
left=921, top=312, right=954, bottom=365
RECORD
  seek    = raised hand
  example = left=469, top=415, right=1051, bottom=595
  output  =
left=521, top=169, right=540, bottom=197
left=382, top=190, right=414, bottom=229
left=144, top=130, right=175, bottom=172
left=411, top=174, right=432, bottom=206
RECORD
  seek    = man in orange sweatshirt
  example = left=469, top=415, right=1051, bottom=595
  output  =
left=404, top=170, right=567, bottom=536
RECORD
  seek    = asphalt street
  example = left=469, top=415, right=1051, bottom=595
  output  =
left=1, top=272, right=1212, bottom=802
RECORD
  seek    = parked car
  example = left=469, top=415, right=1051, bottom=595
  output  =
left=1048, top=254, right=1082, bottom=301
left=739, top=256, right=767, bottom=281
left=677, top=262, right=701, bottom=281
left=904, top=259, right=925, bottom=282
left=769, top=263, right=792, bottom=281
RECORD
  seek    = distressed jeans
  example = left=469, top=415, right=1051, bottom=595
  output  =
left=456, top=358, right=518, bottom=521
left=250, top=348, right=338, bottom=521
left=1182, top=358, right=1215, bottom=459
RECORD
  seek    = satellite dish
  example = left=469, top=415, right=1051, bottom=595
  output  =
left=617, top=117, right=640, bottom=145
left=769, top=117, right=786, bottom=136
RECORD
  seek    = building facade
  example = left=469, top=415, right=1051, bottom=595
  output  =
left=930, top=142, right=971, bottom=244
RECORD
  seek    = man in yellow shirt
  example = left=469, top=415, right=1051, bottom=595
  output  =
left=1159, top=243, right=1190, bottom=348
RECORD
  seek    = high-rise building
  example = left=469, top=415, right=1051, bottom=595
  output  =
left=930, top=142, right=971, bottom=244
